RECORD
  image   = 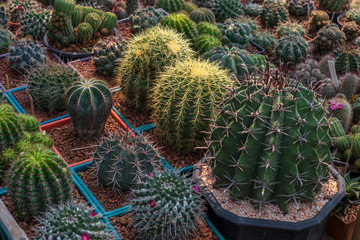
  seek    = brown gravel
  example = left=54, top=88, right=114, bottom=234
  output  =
left=78, top=168, right=129, bottom=212
left=70, top=58, right=118, bottom=87
left=110, top=213, right=218, bottom=240
left=47, top=116, right=124, bottom=165
left=199, top=163, right=339, bottom=222
left=116, top=21, right=132, bottom=40
left=12, top=90, right=68, bottom=123
left=336, top=204, right=360, bottom=224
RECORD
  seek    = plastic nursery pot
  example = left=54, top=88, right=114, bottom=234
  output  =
left=336, top=12, right=346, bottom=29
left=192, top=158, right=346, bottom=240
left=326, top=209, right=360, bottom=240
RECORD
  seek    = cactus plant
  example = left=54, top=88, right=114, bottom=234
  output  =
left=347, top=8, right=360, bottom=25
left=250, top=54, right=276, bottom=70
left=218, top=19, right=253, bottom=49
left=313, top=24, right=347, bottom=54
left=207, top=72, right=332, bottom=211
left=236, top=17, right=259, bottom=34
left=151, top=59, right=232, bottom=152
left=319, top=0, right=349, bottom=12
left=129, top=7, right=164, bottom=33
left=294, top=59, right=327, bottom=87
left=184, top=2, right=197, bottom=13
left=189, top=7, right=215, bottom=23
left=17, top=114, right=39, bottom=132
left=244, top=3, right=262, bottom=17
left=116, top=26, right=194, bottom=111
left=84, top=12, right=101, bottom=32
left=276, top=21, right=305, bottom=37
left=286, top=0, right=313, bottom=17
left=0, top=104, right=23, bottom=152
left=212, top=0, right=243, bottom=21
left=305, top=10, right=330, bottom=33
left=7, top=147, right=73, bottom=221
left=252, top=31, right=276, bottom=50
left=193, top=0, right=214, bottom=9
left=156, top=0, right=184, bottom=13
left=196, top=34, right=221, bottom=54
left=113, top=1, right=127, bottom=19
left=161, top=13, right=198, bottom=43
left=275, top=34, right=309, bottom=65
left=342, top=21, right=360, bottom=41
left=98, top=11, right=117, bottom=35
left=27, top=63, right=80, bottom=113
left=72, top=5, right=84, bottom=27
left=7, top=0, right=35, bottom=23
left=20, top=9, right=50, bottom=40
left=321, top=73, right=359, bottom=100
left=335, top=49, right=360, bottom=74
left=93, top=36, right=127, bottom=76
left=354, top=97, right=360, bottom=124
left=65, top=78, right=112, bottom=139
left=126, top=0, right=138, bottom=15
left=260, top=0, right=289, bottom=27
left=131, top=170, right=204, bottom=240
left=93, top=133, right=160, bottom=192
left=0, top=5, right=8, bottom=29
left=36, top=202, right=116, bottom=239
left=327, top=94, right=352, bottom=132
left=333, top=173, right=360, bottom=215
left=75, top=22, right=93, bottom=42
left=9, top=41, right=46, bottom=74
left=197, top=22, right=221, bottom=39
left=0, top=28, right=12, bottom=54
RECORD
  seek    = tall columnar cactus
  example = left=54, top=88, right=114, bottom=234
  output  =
left=218, top=19, right=253, bottom=49
left=27, top=63, right=80, bottom=113
left=98, top=11, right=117, bottom=35
left=0, top=104, right=23, bottom=152
left=276, top=21, right=305, bottom=37
left=116, top=26, right=194, bottom=111
left=0, top=28, right=12, bottom=54
left=212, top=0, right=243, bottom=21
left=193, top=0, right=214, bottom=9
left=260, top=0, right=289, bottom=27
left=129, top=7, right=164, bottom=33
left=75, top=22, right=93, bottom=42
left=197, top=22, right=221, bottom=39
left=252, top=31, right=276, bottom=50
left=313, top=24, right=346, bottom=53
left=244, top=3, right=262, bottom=17
left=196, top=34, right=221, bottom=54
left=203, top=46, right=256, bottom=80
left=0, top=5, right=8, bottom=29
left=151, top=59, right=232, bottom=152
left=347, top=8, right=360, bottom=25
left=131, top=170, right=203, bottom=240
left=342, top=21, right=360, bottom=41
left=20, top=9, right=50, bottom=40
left=275, top=34, right=309, bottom=65
left=9, top=41, right=46, bottom=74
left=93, top=36, right=127, bottom=76
left=93, top=133, right=160, bottom=192
left=327, top=94, right=352, bottom=131
left=335, top=49, right=360, bottom=74
left=126, top=0, right=138, bottom=15
left=189, top=7, right=215, bottom=23
left=286, top=0, right=313, bottom=16
left=319, top=0, right=349, bottom=12
left=207, top=73, right=332, bottom=211
left=161, top=13, right=198, bottom=44
left=305, top=10, right=330, bottom=33
left=36, top=202, right=116, bottom=239
left=156, top=0, right=184, bottom=13
left=7, top=147, right=73, bottom=221
left=65, top=78, right=112, bottom=139
left=321, top=74, right=359, bottom=101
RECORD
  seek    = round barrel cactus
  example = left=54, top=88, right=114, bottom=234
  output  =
left=276, top=21, right=305, bottom=37
left=189, top=7, right=215, bottom=23
left=75, top=22, right=93, bottom=43
left=275, top=34, right=309, bottom=65
left=196, top=34, right=221, bottom=54
left=156, top=0, right=185, bottom=13
left=313, top=24, right=346, bottom=53
left=252, top=31, right=276, bottom=50
left=286, top=0, right=314, bottom=17
left=98, top=12, right=117, bottom=35
left=161, top=13, right=198, bottom=44
left=65, top=78, right=113, bottom=139
left=218, top=19, right=253, bottom=49
left=129, top=7, right=164, bottom=33
left=84, top=12, right=101, bottom=32
left=197, top=22, right=221, bottom=39
left=0, top=104, right=23, bottom=152
left=212, top=0, right=243, bottom=21
left=260, top=0, right=289, bottom=27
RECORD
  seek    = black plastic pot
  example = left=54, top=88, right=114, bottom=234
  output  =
left=193, top=159, right=345, bottom=240
left=336, top=12, right=346, bottom=29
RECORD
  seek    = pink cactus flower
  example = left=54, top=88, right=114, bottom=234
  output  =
left=338, top=104, right=343, bottom=109
left=91, top=211, right=97, bottom=217
left=193, top=185, right=199, bottom=192
left=17, top=5, right=22, bottom=10
left=149, top=200, right=156, bottom=207
left=148, top=172, right=154, bottom=177
left=81, top=233, right=90, bottom=240
left=330, top=104, right=338, bottom=110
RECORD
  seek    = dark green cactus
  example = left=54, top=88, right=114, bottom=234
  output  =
left=9, top=41, right=46, bottom=74
left=319, top=0, right=349, bottom=12
left=252, top=31, right=276, bottom=50
left=260, top=0, right=289, bottom=27
left=276, top=21, right=305, bottom=37
left=193, top=0, right=214, bottom=9
left=0, top=5, right=8, bottom=29
left=212, top=0, right=243, bottom=21
left=72, top=5, right=84, bottom=27
left=189, top=7, right=215, bottom=23
left=203, top=46, right=256, bottom=80
left=129, top=7, right=164, bottom=33
left=7, top=0, right=35, bottom=23
left=156, top=0, right=184, bottom=13
left=197, top=22, right=221, bottom=39
left=36, top=202, right=116, bottom=239
left=313, top=24, right=346, bottom=54
left=342, top=21, right=360, bottom=41
left=17, top=114, right=39, bottom=132
left=305, top=10, right=330, bottom=33
left=196, top=34, right=221, bottom=54
left=0, top=104, right=23, bottom=152
left=275, top=34, right=309, bottom=65
left=65, top=78, right=112, bottom=139
left=151, top=58, right=232, bottom=152
left=131, top=170, right=204, bottom=240
left=347, top=8, right=360, bottom=25
left=84, top=12, right=101, bottom=32
left=75, top=22, right=93, bottom=42
left=207, top=73, right=332, bottom=211
left=126, top=0, right=138, bottom=15
left=335, top=49, right=360, bottom=74
left=20, top=9, right=50, bottom=40
left=286, top=0, right=313, bottom=17
left=244, top=3, right=262, bottom=17
left=218, top=19, right=253, bottom=49
left=327, top=94, right=352, bottom=132
left=27, top=63, right=80, bottom=113
left=93, top=133, right=160, bottom=192
left=184, top=2, right=197, bottom=13
left=7, top=147, right=73, bottom=221
left=353, top=97, right=360, bottom=124
left=93, top=36, right=127, bottom=76
left=161, top=13, right=198, bottom=44
left=318, top=54, right=335, bottom=77
left=31, top=131, right=53, bottom=148
left=98, top=11, right=117, bottom=35
left=0, top=28, right=12, bottom=54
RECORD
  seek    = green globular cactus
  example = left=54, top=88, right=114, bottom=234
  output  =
left=0, top=28, right=12, bottom=54
left=20, top=9, right=50, bottom=40
left=353, top=97, right=360, bottom=124
left=93, top=133, right=160, bottom=192
left=294, top=59, right=327, bottom=87
left=72, top=5, right=84, bottom=27
left=184, top=2, right=197, bottom=13
left=320, top=74, right=359, bottom=100
left=27, top=63, right=80, bottom=113
left=244, top=3, right=262, bottom=17
left=319, top=0, right=349, bottom=12
left=276, top=21, right=305, bottom=37
left=207, top=74, right=333, bottom=211
left=156, top=0, right=184, bottom=13
left=335, top=49, right=360, bottom=74
left=313, top=24, right=347, bottom=54
left=36, top=202, right=116, bottom=239
left=212, top=0, right=243, bottom=21
left=286, top=0, right=313, bottom=17
left=203, top=46, right=256, bottom=80
left=196, top=34, right=221, bottom=54
left=129, top=7, right=164, bottom=33
left=131, top=170, right=204, bottom=240
left=126, top=0, right=138, bottom=15
left=7, top=147, right=73, bottom=221
left=84, top=12, right=101, bottom=32
left=113, top=1, right=127, bottom=19
left=252, top=31, right=276, bottom=50
left=249, top=54, right=276, bottom=70
left=93, top=36, right=127, bottom=76
left=218, top=19, right=253, bottom=49
left=342, top=21, right=360, bottom=41
left=305, top=10, right=330, bottom=33
left=31, top=131, right=53, bottom=148
left=275, top=34, right=309, bottom=65
left=98, top=11, right=117, bottom=35
left=17, top=115, right=39, bottom=132
left=327, top=94, right=352, bottom=132
left=9, top=41, right=46, bottom=74
left=189, top=7, right=215, bottom=23
left=329, top=117, right=348, bottom=151
left=0, top=6, right=8, bottom=29
left=7, top=0, right=35, bottom=23
left=65, top=78, right=112, bottom=139
left=161, top=13, right=198, bottom=44
left=347, top=8, right=360, bottom=25
left=151, top=59, right=232, bottom=152
left=75, top=22, right=93, bottom=42
left=0, top=104, right=23, bottom=152
left=193, top=0, right=214, bottom=9
left=197, top=22, right=221, bottom=39
left=260, top=0, right=289, bottom=27
left=116, top=26, right=194, bottom=111
left=237, top=17, right=259, bottom=34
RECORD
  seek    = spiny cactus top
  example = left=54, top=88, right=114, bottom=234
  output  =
left=260, top=0, right=289, bottom=27
left=161, top=13, right=198, bottom=44
left=313, top=24, right=346, bottom=53
left=20, top=9, right=50, bottom=40
left=319, top=0, right=349, bottom=12
left=129, top=7, right=164, bottom=33
left=286, top=0, right=314, bottom=17
left=0, top=104, right=23, bottom=152
left=207, top=72, right=332, bottom=212
left=131, top=170, right=204, bottom=240
left=156, top=0, right=185, bottom=13
left=212, top=0, right=243, bottom=21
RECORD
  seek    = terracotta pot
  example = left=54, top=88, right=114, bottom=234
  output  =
left=326, top=211, right=359, bottom=240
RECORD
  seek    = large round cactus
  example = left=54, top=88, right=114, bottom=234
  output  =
left=260, top=0, right=289, bottom=27
left=275, top=34, right=309, bottom=65
left=129, top=7, right=164, bottom=33
left=0, top=104, right=23, bottom=152
left=218, top=19, right=253, bottom=49
left=161, top=13, right=198, bottom=44
left=65, top=78, right=113, bottom=139
left=156, top=0, right=185, bottom=13
left=313, top=24, right=346, bottom=53
left=212, top=0, right=243, bottom=21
